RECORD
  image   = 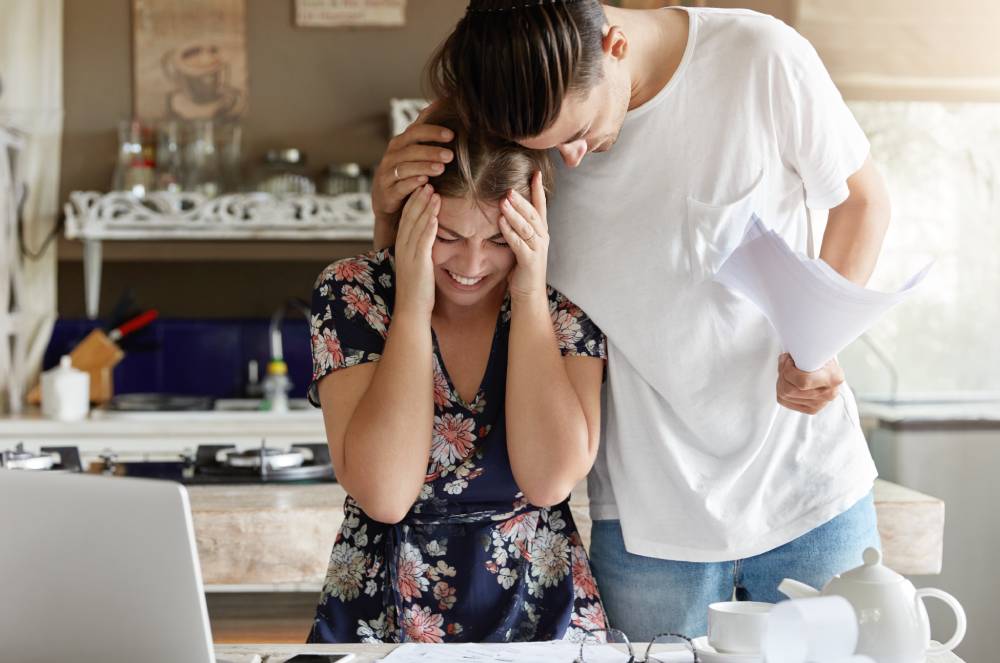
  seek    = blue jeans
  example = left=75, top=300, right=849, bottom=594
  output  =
left=588, top=492, right=880, bottom=641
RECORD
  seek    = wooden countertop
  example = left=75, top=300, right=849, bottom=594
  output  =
left=189, top=478, right=944, bottom=587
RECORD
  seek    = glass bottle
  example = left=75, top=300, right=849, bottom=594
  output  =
left=112, top=118, right=154, bottom=196
left=183, top=119, right=221, bottom=197
left=219, top=122, right=243, bottom=193
left=154, top=121, right=182, bottom=193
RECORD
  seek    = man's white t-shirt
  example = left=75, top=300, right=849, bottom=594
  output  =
left=546, top=7, right=878, bottom=562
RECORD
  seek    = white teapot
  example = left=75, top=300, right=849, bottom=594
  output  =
left=779, top=548, right=965, bottom=663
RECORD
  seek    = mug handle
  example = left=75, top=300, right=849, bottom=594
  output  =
left=916, top=587, right=967, bottom=653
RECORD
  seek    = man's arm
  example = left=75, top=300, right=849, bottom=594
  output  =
left=819, top=156, right=891, bottom=285
left=777, top=156, right=891, bottom=415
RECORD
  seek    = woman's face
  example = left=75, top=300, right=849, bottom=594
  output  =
left=432, top=195, right=516, bottom=309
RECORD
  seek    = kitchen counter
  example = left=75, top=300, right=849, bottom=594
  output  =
left=1, top=408, right=324, bottom=445
left=214, top=642, right=965, bottom=662
left=860, top=397, right=1000, bottom=431
left=190, top=478, right=944, bottom=588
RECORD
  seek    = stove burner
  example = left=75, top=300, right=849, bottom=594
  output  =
left=223, top=446, right=306, bottom=471
left=0, top=443, right=83, bottom=472
left=0, top=442, right=333, bottom=484
left=192, top=443, right=334, bottom=483
left=108, top=393, right=214, bottom=412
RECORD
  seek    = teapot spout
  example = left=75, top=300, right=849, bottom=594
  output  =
left=779, top=578, right=821, bottom=599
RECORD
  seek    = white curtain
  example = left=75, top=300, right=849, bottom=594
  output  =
left=0, top=0, right=63, bottom=413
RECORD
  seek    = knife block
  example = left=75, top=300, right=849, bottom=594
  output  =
left=27, top=329, right=124, bottom=406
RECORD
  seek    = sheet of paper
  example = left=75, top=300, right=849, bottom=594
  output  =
left=713, top=216, right=932, bottom=371
left=379, top=640, right=692, bottom=663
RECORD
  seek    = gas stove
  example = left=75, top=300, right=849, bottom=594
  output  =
left=0, top=442, right=336, bottom=484
left=0, top=443, right=83, bottom=472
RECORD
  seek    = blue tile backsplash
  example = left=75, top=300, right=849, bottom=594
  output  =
left=44, top=318, right=313, bottom=399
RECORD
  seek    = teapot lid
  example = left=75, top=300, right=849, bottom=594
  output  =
left=839, top=547, right=901, bottom=584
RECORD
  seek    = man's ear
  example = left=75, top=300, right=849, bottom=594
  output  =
left=602, top=25, right=628, bottom=60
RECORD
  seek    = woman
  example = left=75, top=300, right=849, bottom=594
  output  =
left=307, top=106, right=608, bottom=643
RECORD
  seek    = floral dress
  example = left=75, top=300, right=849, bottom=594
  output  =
left=306, top=249, right=609, bottom=644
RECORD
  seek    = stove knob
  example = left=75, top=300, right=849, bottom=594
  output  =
left=99, top=451, right=118, bottom=475
left=179, top=451, right=196, bottom=480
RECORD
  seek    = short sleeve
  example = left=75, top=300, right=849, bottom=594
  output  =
left=308, top=250, right=395, bottom=407
left=547, top=287, right=607, bottom=359
left=771, top=25, right=870, bottom=210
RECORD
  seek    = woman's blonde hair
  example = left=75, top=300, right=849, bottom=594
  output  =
left=420, top=103, right=553, bottom=203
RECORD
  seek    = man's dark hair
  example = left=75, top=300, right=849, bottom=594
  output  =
left=428, top=0, right=607, bottom=141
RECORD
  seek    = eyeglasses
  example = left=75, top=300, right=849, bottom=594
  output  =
left=575, top=628, right=699, bottom=663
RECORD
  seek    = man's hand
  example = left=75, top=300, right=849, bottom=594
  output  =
left=372, top=102, right=453, bottom=249
left=776, top=353, right=843, bottom=415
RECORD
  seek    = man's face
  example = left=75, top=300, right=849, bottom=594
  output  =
left=518, top=65, right=630, bottom=168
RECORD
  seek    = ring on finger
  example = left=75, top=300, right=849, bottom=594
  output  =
left=393, top=165, right=401, bottom=181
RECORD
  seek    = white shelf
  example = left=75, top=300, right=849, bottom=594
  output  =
left=63, top=190, right=375, bottom=318
left=64, top=190, right=374, bottom=241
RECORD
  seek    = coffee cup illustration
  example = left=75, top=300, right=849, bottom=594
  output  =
left=162, top=42, right=241, bottom=119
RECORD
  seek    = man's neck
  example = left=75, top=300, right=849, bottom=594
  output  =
left=604, top=4, right=690, bottom=111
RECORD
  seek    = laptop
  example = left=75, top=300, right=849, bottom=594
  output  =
left=0, top=469, right=216, bottom=663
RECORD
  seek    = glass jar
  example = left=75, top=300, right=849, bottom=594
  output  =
left=112, top=118, right=154, bottom=196
left=322, top=162, right=370, bottom=196
left=154, top=121, right=182, bottom=193
left=218, top=122, right=243, bottom=193
left=254, top=148, right=315, bottom=195
left=183, top=119, right=221, bottom=197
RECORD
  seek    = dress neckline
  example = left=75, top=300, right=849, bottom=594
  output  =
left=431, top=294, right=510, bottom=412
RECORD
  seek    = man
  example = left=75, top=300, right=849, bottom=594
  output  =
left=371, top=0, right=890, bottom=639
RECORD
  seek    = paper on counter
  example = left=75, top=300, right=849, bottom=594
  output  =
left=713, top=216, right=931, bottom=372
left=763, top=596, right=873, bottom=663
left=380, top=640, right=688, bottom=663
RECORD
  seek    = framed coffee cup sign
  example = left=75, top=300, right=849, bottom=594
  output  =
left=133, top=0, right=249, bottom=121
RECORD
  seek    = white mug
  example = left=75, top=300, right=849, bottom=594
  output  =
left=708, top=601, right=773, bottom=654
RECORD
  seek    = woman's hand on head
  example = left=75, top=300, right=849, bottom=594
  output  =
left=394, top=184, right=439, bottom=319
left=372, top=102, right=453, bottom=248
left=499, top=171, right=549, bottom=304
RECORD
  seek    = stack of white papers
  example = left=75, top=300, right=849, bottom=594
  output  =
left=380, top=640, right=692, bottom=662
left=713, top=216, right=931, bottom=372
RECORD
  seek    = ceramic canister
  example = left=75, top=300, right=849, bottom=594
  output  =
left=41, top=355, right=90, bottom=421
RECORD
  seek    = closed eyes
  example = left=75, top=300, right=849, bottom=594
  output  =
left=435, top=235, right=509, bottom=248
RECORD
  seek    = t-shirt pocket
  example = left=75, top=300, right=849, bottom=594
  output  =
left=684, top=169, right=765, bottom=284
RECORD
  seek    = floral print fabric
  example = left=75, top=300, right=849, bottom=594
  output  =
left=307, top=249, right=609, bottom=643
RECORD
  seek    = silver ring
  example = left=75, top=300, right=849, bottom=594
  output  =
left=393, top=165, right=400, bottom=180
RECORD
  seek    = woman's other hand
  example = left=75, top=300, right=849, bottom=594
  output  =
left=499, top=171, right=549, bottom=304
left=394, top=184, right=439, bottom=319
left=372, top=103, right=453, bottom=248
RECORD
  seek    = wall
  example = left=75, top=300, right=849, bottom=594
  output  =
left=57, top=0, right=467, bottom=318
left=60, top=0, right=466, bottom=200
left=839, top=101, right=1000, bottom=395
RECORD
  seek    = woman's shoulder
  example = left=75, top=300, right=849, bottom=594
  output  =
left=544, top=285, right=586, bottom=317
left=314, top=248, right=395, bottom=296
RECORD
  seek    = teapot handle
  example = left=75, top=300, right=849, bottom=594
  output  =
left=916, top=587, right=967, bottom=653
